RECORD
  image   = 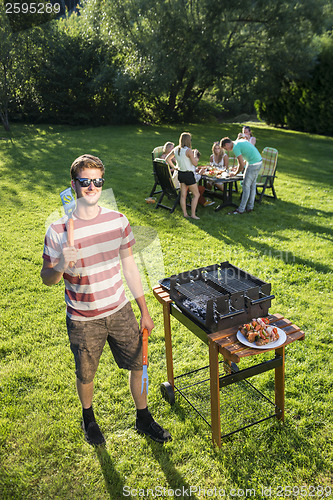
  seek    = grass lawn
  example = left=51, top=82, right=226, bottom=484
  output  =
left=0, top=122, right=332, bottom=500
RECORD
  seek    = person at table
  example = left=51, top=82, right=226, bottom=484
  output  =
left=160, top=141, right=179, bottom=188
left=220, top=137, right=262, bottom=214
left=166, top=136, right=213, bottom=210
left=161, top=142, right=176, bottom=169
left=205, top=141, right=229, bottom=192
left=209, top=141, right=237, bottom=176
left=237, top=126, right=256, bottom=146
left=166, top=132, right=212, bottom=219
left=210, top=141, right=229, bottom=169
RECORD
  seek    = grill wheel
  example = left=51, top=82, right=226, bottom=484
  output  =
left=160, top=382, right=175, bottom=405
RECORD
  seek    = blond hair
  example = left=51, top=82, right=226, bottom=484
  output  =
left=163, top=141, right=174, bottom=154
left=178, top=132, right=192, bottom=154
left=212, top=142, right=223, bottom=163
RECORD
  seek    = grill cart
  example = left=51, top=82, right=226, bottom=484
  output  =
left=154, top=261, right=305, bottom=446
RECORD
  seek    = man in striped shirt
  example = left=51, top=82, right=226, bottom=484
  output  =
left=41, top=154, right=171, bottom=445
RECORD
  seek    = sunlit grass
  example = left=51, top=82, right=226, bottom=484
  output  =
left=0, top=123, right=332, bottom=499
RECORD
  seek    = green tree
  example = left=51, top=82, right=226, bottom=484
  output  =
left=0, top=8, right=14, bottom=131
left=255, top=31, right=333, bottom=135
left=3, top=9, right=136, bottom=127
left=83, top=0, right=327, bottom=122
left=30, top=22, right=115, bottom=124
left=0, top=4, right=50, bottom=130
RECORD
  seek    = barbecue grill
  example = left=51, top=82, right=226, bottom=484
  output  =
left=154, top=262, right=305, bottom=445
left=159, top=261, right=275, bottom=333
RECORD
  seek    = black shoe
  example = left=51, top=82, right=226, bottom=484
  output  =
left=82, top=421, right=106, bottom=446
left=135, top=418, right=172, bottom=443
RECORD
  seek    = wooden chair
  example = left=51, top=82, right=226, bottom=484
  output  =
left=149, top=146, right=164, bottom=197
left=256, top=147, right=278, bottom=203
left=153, top=159, right=182, bottom=213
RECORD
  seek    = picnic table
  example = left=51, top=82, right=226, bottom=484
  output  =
left=200, top=167, right=243, bottom=211
left=153, top=285, right=305, bottom=447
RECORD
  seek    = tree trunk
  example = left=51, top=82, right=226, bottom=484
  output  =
left=167, top=67, right=186, bottom=114
left=0, top=60, right=11, bottom=131
left=177, top=75, right=196, bottom=112
left=0, top=108, right=10, bottom=132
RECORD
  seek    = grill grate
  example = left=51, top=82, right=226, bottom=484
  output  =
left=161, top=261, right=274, bottom=332
left=206, top=269, right=258, bottom=293
left=176, top=280, right=223, bottom=300
left=176, top=281, right=225, bottom=322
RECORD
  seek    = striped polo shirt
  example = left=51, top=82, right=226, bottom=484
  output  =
left=43, top=207, right=135, bottom=321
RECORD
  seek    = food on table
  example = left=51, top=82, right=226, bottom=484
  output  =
left=240, top=317, right=279, bottom=346
left=204, top=167, right=226, bottom=178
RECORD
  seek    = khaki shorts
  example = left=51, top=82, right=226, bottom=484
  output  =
left=66, top=302, right=142, bottom=384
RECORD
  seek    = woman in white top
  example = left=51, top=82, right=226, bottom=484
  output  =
left=166, top=132, right=201, bottom=219
left=207, top=142, right=229, bottom=192
left=210, top=141, right=229, bottom=169
left=237, top=126, right=256, bottom=146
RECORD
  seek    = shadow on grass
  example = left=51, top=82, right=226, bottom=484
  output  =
left=213, top=420, right=332, bottom=491
left=94, top=436, right=200, bottom=500
left=95, top=445, right=132, bottom=500
left=143, top=439, right=201, bottom=500
left=199, top=197, right=333, bottom=275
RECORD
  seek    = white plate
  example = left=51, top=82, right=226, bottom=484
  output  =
left=236, top=327, right=287, bottom=349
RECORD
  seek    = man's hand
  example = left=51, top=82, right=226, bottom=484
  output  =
left=41, top=245, right=78, bottom=285
left=140, top=312, right=155, bottom=336
left=54, top=245, right=78, bottom=273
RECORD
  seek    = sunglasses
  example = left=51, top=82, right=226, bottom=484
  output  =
left=75, top=178, right=105, bottom=187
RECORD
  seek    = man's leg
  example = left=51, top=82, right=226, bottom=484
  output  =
left=76, top=378, right=94, bottom=409
left=76, top=378, right=106, bottom=446
left=129, top=369, right=146, bottom=409
left=130, top=370, right=172, bottom=443
left=238, top=165, right=250, bottom=213
left=246, top=163, right=262, bottom=211
left=67, top=316, right=108, bottom=446
left=106, top=304, right=172, bottom=443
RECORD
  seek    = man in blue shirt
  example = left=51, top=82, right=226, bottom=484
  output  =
left=221, top=137, right=262, bottom=214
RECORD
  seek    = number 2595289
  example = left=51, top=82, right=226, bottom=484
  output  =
left=5, top=3, right=61, bottom=14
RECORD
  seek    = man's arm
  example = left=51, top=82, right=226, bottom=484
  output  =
left=120, top=247, right=154, bottom=334
left=40, top=246, right=77, bottom=286
left=235, top=154, right=246, bottom=175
